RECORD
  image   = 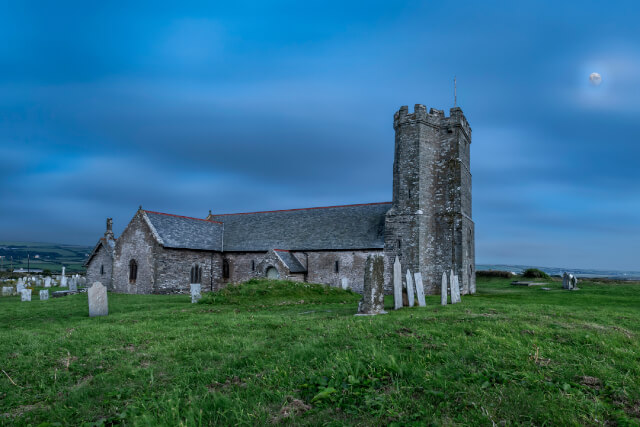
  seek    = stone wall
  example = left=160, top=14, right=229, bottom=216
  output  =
left=155, top=248, right=223, bottom=294
left=112, top=211, right=160, bottom=294
left=86, top=244, right=113, bottom=289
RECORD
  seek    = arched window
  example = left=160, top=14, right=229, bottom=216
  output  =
left=222, top=259, right=230, bottom=279
left=100, top=264, right=104, bottom=275
left=190, top=264, right=202, bottom=284
left=129, top=259, right=137, bottom=284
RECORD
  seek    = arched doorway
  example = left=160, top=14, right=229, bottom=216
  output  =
left=266, top=266, right=279, bottom=279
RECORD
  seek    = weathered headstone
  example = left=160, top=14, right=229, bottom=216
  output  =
left=450, top=270, right=461, bottom=304
left=69, top=277, right=78, bottom=292
left=562, top=272, right=569, bottom=289
left=341, top=277, right=349, bottom=290
left=570, top=275, right=578, bottom=290
left=16, top=280, right=25, bottom=293
left=190, top=283, right=201, bottom=303
left=393, top=256, right=403, bottom=310
left=414, top=272, right=426, bottom=307
left=2, top=287, right=13, bottom=296
left=356, top=255, right=386, bottom=315
left=60, top=267, right=67, bottom=288
left=39, top=290, right=49, bottom=301
left=406, top=269, right=415, bottom=307
left=44, top=277, right=51, bottom=287
left=88, top=282, right=108, bottom=317
left=21, top=289, right=32, bottom=302
left=441, top=272, right=448, bottom=306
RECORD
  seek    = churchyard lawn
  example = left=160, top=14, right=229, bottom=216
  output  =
left=1, top=277, right=639, bottom=425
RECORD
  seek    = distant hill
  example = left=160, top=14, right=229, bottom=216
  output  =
left=0, top=241, right=92, bottom=273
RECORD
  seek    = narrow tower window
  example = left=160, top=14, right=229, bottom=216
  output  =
left=335, top=261, right=339, bottom=273
left=397, top=240, right=401, bottom=250
left=251, top=260, right=255, bottom=271
left=129, top=259, right=138, bottom=284
left=100, top=264, right=104, bottom=275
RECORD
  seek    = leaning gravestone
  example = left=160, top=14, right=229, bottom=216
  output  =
left=414, top=272, right=426, bottom=307
left=441, top=272, right=448, bottom=306
left=393, top=256, right=403, bottom=310
left=356, top=255, right=386, bottom=315
left=21, top=289, right=32, bottom=302
left=190, top=283, right=201, bottom=303
left=88, top=282, right=108, bottom=317
left=406, top=269, right=415, bottom=307
left=39, top=290, right=49, bottom=301
left=341, top=277, right=349, bottom=290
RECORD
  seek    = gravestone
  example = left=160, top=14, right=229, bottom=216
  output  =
left=88, top=282, right=108, bottom=317
left=60, top=267, right=67, bottom=288
left=2, top=287, right=13, bottom=296
left=570, top=275, right=578, bottom=290
left=190, top=283, right=201, bottom=303
left=406, top=269, right=415, bottom=307
left=21, top=289, right=32, bottom=302
left=414, top=272, right=426, bottom=307
left=341, top=277, right=349, bottom=290
left=356, top=255, right=386, bottom=315
left=393, top=256, right=403, bottom=310
left=69, top=277, right=78, bottom=292
left=450, top=270, right=461, bottom=304
left=441, top=272, right=448, bottom=306
left=44, top=277, right=51, bottom=288
left=16, top=280, right=25, bottom=293
left=39, top=290, right=49, bottom=301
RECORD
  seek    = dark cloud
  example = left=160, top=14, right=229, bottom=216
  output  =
left=1, top=1, right=639, bottom=270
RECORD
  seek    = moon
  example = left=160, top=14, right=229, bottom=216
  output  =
left=589, top=72, right=602, bottom=86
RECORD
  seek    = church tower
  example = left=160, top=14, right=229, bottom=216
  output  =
left=384, top=104, right=475, bottom=294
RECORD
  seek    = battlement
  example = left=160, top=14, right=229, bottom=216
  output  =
left=393, top=104, right=471, bottom=139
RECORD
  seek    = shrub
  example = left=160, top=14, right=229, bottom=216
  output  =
left=476, top=270, right=513, bottom=278
left=522, top=268, right=550, bottom=279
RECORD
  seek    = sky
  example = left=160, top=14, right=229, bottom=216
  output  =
left=1, top=1, right=639, bottom=271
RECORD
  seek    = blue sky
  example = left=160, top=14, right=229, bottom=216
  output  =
left=1, top=1, right=639, bottom=270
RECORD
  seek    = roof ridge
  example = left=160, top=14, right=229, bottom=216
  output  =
left=210, top=201, right=392, bottom=217
left=144, top=210, right=223, bottom=224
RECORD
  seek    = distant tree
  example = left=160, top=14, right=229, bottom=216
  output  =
left=522, top=268, right=550, bottom=279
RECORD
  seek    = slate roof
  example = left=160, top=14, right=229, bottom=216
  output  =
left=274, top=250, right=307, bottom=273
left=143, top=211, right=223, bottom=251
left=209, top=202, right=392, bottom=251
left=84, top=237, right=115, bottom=266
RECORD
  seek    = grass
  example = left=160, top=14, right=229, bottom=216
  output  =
left=1, top=277, right=639, bottom=425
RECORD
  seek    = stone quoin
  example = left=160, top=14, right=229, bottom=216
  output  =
left=85, top=105, right=475, bottom=295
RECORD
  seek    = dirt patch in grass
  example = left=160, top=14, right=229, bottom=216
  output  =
left=579, top=376, right=602, bottom=390
left=208, top=376, right=247, bottom=393
left=271, top=396, right=311, bottom=424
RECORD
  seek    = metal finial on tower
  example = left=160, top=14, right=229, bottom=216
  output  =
left=454, top=76, right=457, bottom=107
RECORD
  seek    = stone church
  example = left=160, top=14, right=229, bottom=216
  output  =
left=85, top=105, right=475, bottom=295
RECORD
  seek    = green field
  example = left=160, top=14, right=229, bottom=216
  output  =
left=0, top=241, right=92, bottom=273
left=1, top=277, right=639, bottom=425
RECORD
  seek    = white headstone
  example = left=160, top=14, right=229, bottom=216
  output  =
left=393, top=256, right=403, bottom=310
left=21, top=289, right=32, bottom=302
left=16, top=281, right=25, bottom=293
left=60, top=267, right=67, bottom=288
left=406, top=269, right=415, bottom=307
left=69, top=277, right=78, bottom=292
left=414, top=272, right=426, bottom=307
left=39, top=290, right=49, bottom=301
left=190, top=283, right=201, bottom=303
left=341, top=277, right=349, bottom=290
left=451, top=273, right=461, bottom=304
left=88, top=282, right=108, bottom=317
left=2, top=287, right=13, bottom=296
left=441, top=272, right=448, bottom=305
left=44, top=277, right=51, bottom=288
